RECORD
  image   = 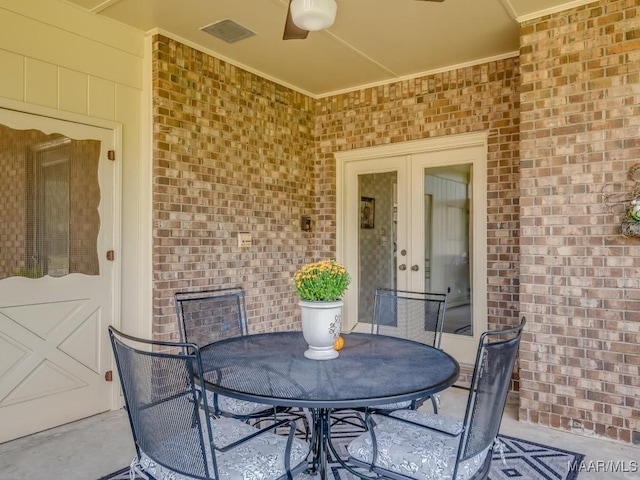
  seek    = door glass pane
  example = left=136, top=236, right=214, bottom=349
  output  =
left=424, top=164, right=472, bottom=336
left=37, top=146, right=70, bottom=276
left=0, top=124, right=101, bottom=279
left=357, top=171, right=397, bottom=324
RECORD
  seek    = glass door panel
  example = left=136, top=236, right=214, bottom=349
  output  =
left=1, top=124, right=101, bottom=280
left=341, top=156, right=408, bottom=333
left=357, top=171, right=397, bottom=325
left=422, top=165, right=472, bottom=336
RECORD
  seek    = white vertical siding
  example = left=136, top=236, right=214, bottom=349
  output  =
left=0, top=0, right=150, bottom=344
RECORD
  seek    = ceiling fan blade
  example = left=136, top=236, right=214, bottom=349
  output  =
left=283, top=0, right=309, bottom=40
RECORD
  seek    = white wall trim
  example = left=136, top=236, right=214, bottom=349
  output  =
left=148, top=28, right=519, bottom=100
left=321, top=52, right=519, bottom=99
left=510, top=0, right=595, bottom=23
left=335, top=132, right=489, bottom=359
left=334, top=131, right=490, bottom=162
left=0, top=97, right=119, bottom=131
left=336, top=132, right=490, bottom=264
left=139, top=35, right=154, bottom=342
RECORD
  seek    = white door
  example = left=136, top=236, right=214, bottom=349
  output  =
left=409, top=148, right=487, bottom=363
left=340, top=155, right=409, bottom=329
left=0, top=108, right=117, bottom=442
left=337, top=133, right=487, bottom=366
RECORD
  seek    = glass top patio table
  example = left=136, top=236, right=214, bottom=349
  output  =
left=199, top=331, right=459, bottom=409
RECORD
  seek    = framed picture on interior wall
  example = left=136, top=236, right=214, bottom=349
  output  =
left=360, top=197, right=375, bottom=229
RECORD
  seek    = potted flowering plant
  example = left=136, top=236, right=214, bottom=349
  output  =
left=293, top=260, right=350, bottom=360
left=293, top=259, right=351, bottom=301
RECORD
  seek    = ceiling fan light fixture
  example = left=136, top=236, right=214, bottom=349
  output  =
left=290, top=0, right=337, bottom=31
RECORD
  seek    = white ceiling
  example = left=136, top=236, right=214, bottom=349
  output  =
left=64, top=0, right=591, bottom=98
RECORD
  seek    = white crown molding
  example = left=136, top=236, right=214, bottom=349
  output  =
left=510, top=0, right=596, bottom=23
left=147, top=28, right=317, bottom=99
left=149, top=29, right=519, bottom=101
left=334, top=131, right=489, bottom=162
left=318, top=52, right=520, bottom=99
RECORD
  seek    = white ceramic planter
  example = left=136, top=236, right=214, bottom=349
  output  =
left=299, top=300, right=343, bottom=360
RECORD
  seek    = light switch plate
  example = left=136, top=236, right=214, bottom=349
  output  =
left=238, top=232, right=252, bottom=247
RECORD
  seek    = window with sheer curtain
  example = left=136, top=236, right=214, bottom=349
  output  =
left=0, top=123, right=101, bottom=279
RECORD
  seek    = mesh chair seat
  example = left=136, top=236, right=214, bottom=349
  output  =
left=136, top=417, right=309, bottom=480
left=347, top=412, right=489, bottom=480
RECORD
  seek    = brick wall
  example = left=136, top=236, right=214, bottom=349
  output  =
left=152, top=37, right=521, bottom=343
left=152, top=35, right=318, bottom=339
left=151, top=0, right=639, bottom=445
left=519, top=0, right=640, bottom=444
left=315, top=59, right=522, bottom=334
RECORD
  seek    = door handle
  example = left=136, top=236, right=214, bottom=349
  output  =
left=398, top=264, right=407, bottom=271
left=411, top=265, right=419, bottom=271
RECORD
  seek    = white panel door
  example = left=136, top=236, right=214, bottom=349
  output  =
left=0, top=107, right=116, bottom=442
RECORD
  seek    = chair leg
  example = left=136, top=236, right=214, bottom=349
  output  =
left=430, top=394, right=439, bottom=414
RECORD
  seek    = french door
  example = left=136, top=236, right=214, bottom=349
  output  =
left=337, top=133, right=487, bottom=366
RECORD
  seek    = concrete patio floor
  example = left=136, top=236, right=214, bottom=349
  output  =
left=0, top=387, right=637, bottom=480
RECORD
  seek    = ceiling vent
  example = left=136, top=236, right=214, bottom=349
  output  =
left=201, top=19, right=255, bottom=44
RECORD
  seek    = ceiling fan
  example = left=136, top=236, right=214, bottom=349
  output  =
left=283, top=0, right=445, bottom=40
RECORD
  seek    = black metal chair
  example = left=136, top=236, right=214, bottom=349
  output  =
left=174, top=287, right=284, bottom=422
left=108, top=326, right=309, bottom=480
left=328, top=288, right=447, bottom=433
left=346, top=317, right=526, bottom=480
left=370, top=287, right=448, bottom=413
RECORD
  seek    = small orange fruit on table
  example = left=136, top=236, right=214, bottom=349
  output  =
left=333, top=335, right=344, bottom=351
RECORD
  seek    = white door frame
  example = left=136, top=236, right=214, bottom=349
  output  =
left=336, top=132, right=488, bottom=366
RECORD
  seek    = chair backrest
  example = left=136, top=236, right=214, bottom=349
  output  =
left=371, top=287, right=447, bottom=348
left=108, top=326, right=218, bottom=480
left=175, top=287, right=248, bottom=346
left=457, top=317, right=526, bottom=468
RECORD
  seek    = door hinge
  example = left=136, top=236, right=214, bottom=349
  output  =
left=106, top=250, right=115, bottom=261
left=105, top=370, right=113, bottom=382
left=107, top=150, right=115, bottom=161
